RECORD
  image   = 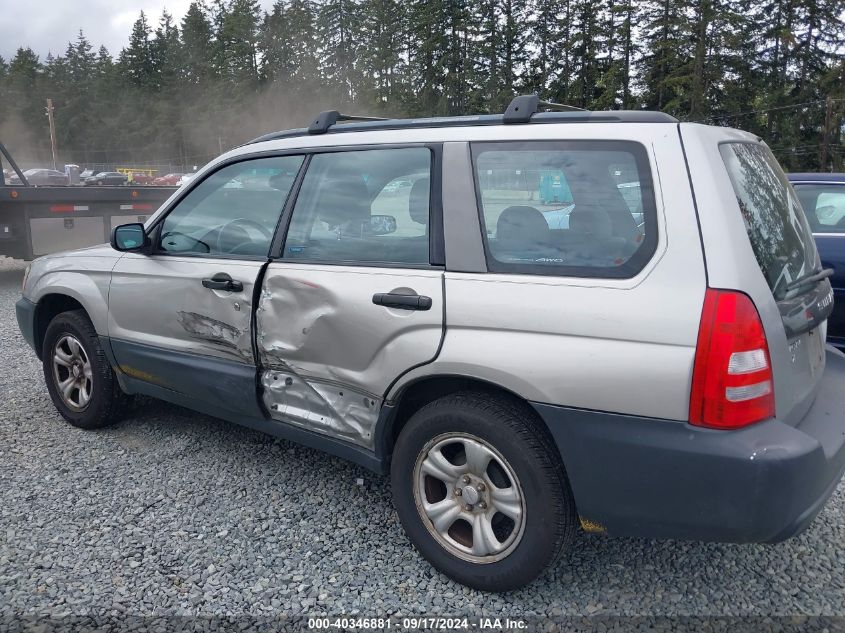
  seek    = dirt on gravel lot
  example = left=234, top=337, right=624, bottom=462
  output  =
left=1, top=258, right=845, bottom=627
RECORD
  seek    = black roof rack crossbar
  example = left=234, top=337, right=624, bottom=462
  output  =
left=503, top=95, right=586, bottom=124
left=308, top=110, right=389, bottom=135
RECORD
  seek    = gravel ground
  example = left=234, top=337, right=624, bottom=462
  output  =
left=1, top=256, right=845, bottom=627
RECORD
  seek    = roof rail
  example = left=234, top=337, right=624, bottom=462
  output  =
left=503, top=95, right=586, bottom=124
left=247, top=106, right=678, bottom=145
left=308, top=110, right=389, bottom=135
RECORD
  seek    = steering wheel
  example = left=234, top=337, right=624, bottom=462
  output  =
left=160, top=230, right=211, bottom=253
left=216, top=218, right=273, bottom=254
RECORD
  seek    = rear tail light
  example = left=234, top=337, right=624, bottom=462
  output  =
left=689, top=288, right=775, bottom=429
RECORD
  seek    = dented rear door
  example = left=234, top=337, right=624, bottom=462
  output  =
left=256, top=146, right=445, bottom=449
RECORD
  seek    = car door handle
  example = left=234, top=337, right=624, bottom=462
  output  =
left=372, top=292, right=432, bottom=311
left=202, top=273, right=243, bottom=292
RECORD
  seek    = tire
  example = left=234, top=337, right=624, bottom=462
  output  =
left=391, top=391, right=577, bottom=591
left=42, top=309, right=130, bottom=429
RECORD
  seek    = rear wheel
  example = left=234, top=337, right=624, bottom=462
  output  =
left=42, top=310, right=130, bottom=429
left=391, top=391, right=577, bottom=591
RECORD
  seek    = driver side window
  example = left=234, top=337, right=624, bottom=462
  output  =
left=158, top=155, right=304, bottom=257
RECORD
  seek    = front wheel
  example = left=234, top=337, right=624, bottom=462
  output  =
left=42, top=310, right=130, bottom=429
left=391, top=391, right=577, bottom=591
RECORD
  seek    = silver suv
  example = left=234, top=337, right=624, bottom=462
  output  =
left=16, top=97, right=845, bottom=591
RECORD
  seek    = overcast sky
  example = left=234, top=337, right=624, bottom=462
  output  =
left=0, top=0, right=276, bottom=62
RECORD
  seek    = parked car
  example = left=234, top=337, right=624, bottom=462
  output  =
left=84, top=172, right=128, bottom=186
left=541, top=181, right=644, bottom=230
left=382, top=178, right=412, bottom=193
left=130, top=173, right=156, bottom=185
left=178, top=173, right=196, bottom=186
left=152, top=173, right=184, bottom=186
left=9, top=168, right=69, bottom=186
left=789, top=173, right=845, bottom=348
left=16, top=98, right=845, bottom=592
left=79, top=169, right=98, bottom=181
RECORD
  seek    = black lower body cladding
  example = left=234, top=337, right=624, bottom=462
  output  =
left=15, top=297, right=37, bottom=352
left=534, top=346, right=845, bottom=543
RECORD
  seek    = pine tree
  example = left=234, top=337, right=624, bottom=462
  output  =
left=119, top=12, right=156, bottom=89
left=638, top=0, right=688, bottom=112
left=217, top=0, right=261, bottom=85
left=357, top=0, right=409, bottom=110
left=153, top=10, right=183, bottom=89
left=318, top=0, right=363, bottom=105
left=4, top=48, right=44, bottom=144
left=1, top=0, right=841, bottom=171
left=181, top=2, right=216, bottom=83
left=260, top=0, right=320, bottom=89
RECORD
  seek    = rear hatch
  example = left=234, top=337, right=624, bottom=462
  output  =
left=719, top=141, right=832, bottom=422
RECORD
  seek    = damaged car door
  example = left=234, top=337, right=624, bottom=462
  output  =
left=257, top=146, right=444, bottom=449
left=107, top=155, right=304, bottom=416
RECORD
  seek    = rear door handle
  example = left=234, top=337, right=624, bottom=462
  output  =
left=372, top=292, right=432, bottom=311
left=202, top=273, right=243, bottom=292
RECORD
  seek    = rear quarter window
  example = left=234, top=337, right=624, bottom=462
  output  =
left=471, top=141, right=658, bottom=278
left=719, top=142, right=817, bottom=298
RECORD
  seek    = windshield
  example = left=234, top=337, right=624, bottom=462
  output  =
left=719, top=142, right=817, bottom=298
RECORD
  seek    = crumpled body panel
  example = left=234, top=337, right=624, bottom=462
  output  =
left=256, top=263, right=444, bottom=447
left=261, top=368, right=380, bottom=448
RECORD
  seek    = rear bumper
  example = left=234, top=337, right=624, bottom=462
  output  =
left=15, top=297, right=37, bottom=353
left=533, top=346, right=845, bottom=543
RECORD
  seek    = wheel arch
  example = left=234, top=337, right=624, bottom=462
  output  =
left=377, top=373, right=555, bottom=461
left=33, top=293, right=90, bottom=359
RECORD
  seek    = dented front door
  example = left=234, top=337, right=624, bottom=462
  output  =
left=106, top=155, right=304, bottom=415
left=108, top=253, right=261, bottom=363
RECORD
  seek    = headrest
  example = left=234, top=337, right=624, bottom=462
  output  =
left=316, top=176, right=369, bottom=227
left=409, top=178, right=430, bottom=225
left=269, top=172, right=294, bottom=191
left=568, top=208, right=613, bottom=240
left=496, top=206, right=549, bottom=248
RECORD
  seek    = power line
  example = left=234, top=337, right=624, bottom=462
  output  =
left=690, top=98, right=845, bottom=123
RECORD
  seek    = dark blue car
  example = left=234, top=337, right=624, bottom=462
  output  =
left=789, top=173, right=845, bottom=347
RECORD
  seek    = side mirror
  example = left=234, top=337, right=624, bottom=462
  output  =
left=111, top=223, right=150, bottom=253
left=368, top=214, right=397, bottom=236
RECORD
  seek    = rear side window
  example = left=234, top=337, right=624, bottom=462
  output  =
left=720, top=143, right=816, bottom=297
left=471, top=141, right=657, bottom=277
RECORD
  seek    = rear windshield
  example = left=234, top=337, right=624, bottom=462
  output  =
left=719, top=142, right=816, bottom=298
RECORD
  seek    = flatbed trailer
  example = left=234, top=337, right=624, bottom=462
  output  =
left=0, top=185, right=177, bottom=260
left=1, top=142, right=176, bottom=260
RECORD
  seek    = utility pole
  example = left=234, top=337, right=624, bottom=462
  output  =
left=819, top=96, right=834, bottom=173
left=45, top=99, right=58, bottom=171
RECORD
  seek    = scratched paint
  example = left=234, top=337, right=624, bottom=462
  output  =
left=176, top=311, right=253, bottom=360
